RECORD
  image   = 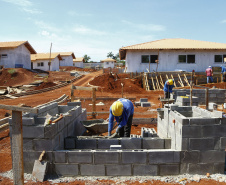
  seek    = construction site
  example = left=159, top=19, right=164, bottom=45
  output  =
left=1, top=66, right=226, bottom=185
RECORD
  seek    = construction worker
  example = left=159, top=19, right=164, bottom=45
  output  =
left=108, top=98, right=134, bottom=137
left=221, top=65, right=226, bottom=82
left=205, top=66, right=213, bottom=83
left=163, top=79, right=174, bottom=99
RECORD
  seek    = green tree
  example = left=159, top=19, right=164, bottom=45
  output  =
left=107, top=52, right=114, bottom=58
left=83, top=54, right=91, bottom=63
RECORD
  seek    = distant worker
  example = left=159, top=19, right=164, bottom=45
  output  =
left=205, top=66, right=213, bottom=84
left=221, top=65, right=226, bottom=82
left=163, top=79, right=174, bottom=99
left=108, top=98, right=134, bottom=137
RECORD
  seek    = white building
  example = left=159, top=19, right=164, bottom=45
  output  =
left=119, top=38, right=226, bottom=72
left=0, top=41, right=36, bottom=69
left=58, top=52, right=75, bottom=66
left=31, top=53, right=62, bottom=71
left=101, top=58, right=116, bottom=68
left=73, top=57, right=84, bottom=68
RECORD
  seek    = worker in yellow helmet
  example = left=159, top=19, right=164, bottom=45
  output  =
left=163, top=79, right=175, bottom=99
left=108, top=98, right=134, bottom=137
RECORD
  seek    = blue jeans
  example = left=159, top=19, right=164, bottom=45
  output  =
left=207, top=76, right=213, bottom=84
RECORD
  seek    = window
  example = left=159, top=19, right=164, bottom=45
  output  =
left=178, top=55, right=195, bottom=63
left=37, top=62, right=44, bottom=67
left=141, top=55, right=149, bottom=63
left=141, top=55, right=158, bottom=63
left=106, top=62, right=109, bottom=65
left=1, top=54, right=8, bottom=58
left=214, top=55, right=226, bottom=63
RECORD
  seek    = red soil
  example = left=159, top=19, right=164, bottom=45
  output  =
left=60, top=66, right=96, bottom=72
left=34, top=82, right=56, bottom=90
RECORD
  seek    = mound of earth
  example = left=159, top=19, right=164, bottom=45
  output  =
left=60, top=66, right=96, bottom=72
left=89, top=73, right=146, bottom=94
left=34, top=82, right=56, bottom=90
left=0, top=68, right=36, bottom=86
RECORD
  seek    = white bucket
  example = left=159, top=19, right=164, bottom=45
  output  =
left=224, top=103, right=226, bottom=109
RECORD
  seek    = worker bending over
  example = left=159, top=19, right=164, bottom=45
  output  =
left=108, top=98, right=134, bottom=137
left=163, top=79, right=174, bottom=99
left=221, top=65, right=226, bottom=82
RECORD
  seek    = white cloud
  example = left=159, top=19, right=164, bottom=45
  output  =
left=221, top=20, right=226, bottom=23
left=35, top=21, right=61, bottom=32
left=2, top=0, right=41, bottom=14
left=121, top=20, right=165, bottom=31
left=73, top=25, right=107, bottom=36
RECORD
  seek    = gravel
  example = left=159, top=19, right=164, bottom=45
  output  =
left=1, top=170, right=226, bottom=184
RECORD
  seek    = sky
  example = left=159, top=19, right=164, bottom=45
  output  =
left=1, top=0, right=226, bottom=62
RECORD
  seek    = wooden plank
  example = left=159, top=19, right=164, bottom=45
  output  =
left=72, top=86, right=97, bottom=91
left=0, top=104, right=38, bottom=113
left=145, top=74, right=150, bottom=90
left=155, top=76, right=160, bottom=90
left=159, top=75, right=164, bottom=88
left=178, top=74, right=184, bottom=87
left=166, top=74, right=169, bottom=80
left=170, top=74, right=177, bottom=87
left=151, top=77, right=156, bottom=90
left=184, top=74, right=190, bottom=87
left=11, top=110, right=24, bottom=185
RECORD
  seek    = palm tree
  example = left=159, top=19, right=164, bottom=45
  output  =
left=107, top=52, right=114, bottom=58
left=83, top=54, right=91, bottom=63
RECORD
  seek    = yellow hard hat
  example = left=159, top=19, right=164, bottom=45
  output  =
left=168, top=79, right=173, bottom=85
left=112, top=101, right=123, bottom=116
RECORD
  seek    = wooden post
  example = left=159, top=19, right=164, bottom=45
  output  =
left=121, top=83, right=124, bottom=98
left=221, top=73, right=223, bottom=82
left=205, top=88, right=209, bottom=110
left=196, top=79, right=198, bottom=85
left=71, top=84, right=74, bottom=102
left=11, top=110, right=24, bottom=185
left=190, top=82, right=193, bottom=106
left=92, top=88, right=96, bottom=118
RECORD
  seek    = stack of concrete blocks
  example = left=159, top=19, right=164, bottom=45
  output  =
left=175, top=96, right=199, bottom=106
left=157, top=104, right=226, bottom=174
left=135, top=98, right=151, bottom=107
left=173, top=89, right=226, bottom=105
left=9, top=101, right=87, bottom=173
left=141, top=127, right=157, bottom=137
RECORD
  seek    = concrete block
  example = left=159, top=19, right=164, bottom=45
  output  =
left=134, top=101, right=141, bottom=106
left=64, top=137, right=76, bottom=149
left=80, top=164, right=105, bottom=176
left=120, top=138, right=141, bottom=149
left=67, top=121, right=75, bottom=136
left=189, top=118, right=220, bottom=125
left=133, top=165, right=158, bottom=176
left=97, top=139, right=119, bottom=149
left=202, top=125, right=226, bottom=137
left=55, top=164, right=79, bottom=176
left=23, top=125, right=44, bottom=139
left=148, top=151, right=180, bottom=164
left=122, top=151, right=147, bottom=164
left=68, top=151, right=92, bottom=163
left=67, top=102, right=81, bottom=106
left=23, top=139, right=34, bottom=151
left=141, top=102, right=151, bottom=107
left=143, top=138, right=164, bottom=149
left=57, top=117, right=65, bottom=132
left=159, top=164, right=180, bottom=176
left=76, top=138, right=97, bottom=149
left=140, top=98, right=148, bottom=102
left=180, top=151, right=200, bottom=163
left=94, top=151, right=119, bottom=164
left=188, top=163, right=214, bottom=175
left=220, top=137, right=226, bottom=150
left=54, top=151, right=66, bottom=163
left=200, top=151, right=225, bottom=163
left=44, top=123, right=57, bottom=139
left=182, top=126, right=202, bottom=138
left=213, top=163, right=225, bottom=174
left=110, top=145, right=121, bottom=150
left=33, top=139, right=53, bottom=151
left=106, top=165, right=131, bottom=176
left=22, top=117, right=35, bottom=125
left=189, top=138, right=214, bottom=151
left=164, top=138, right=171, bottom=149
left=182, top=138, right=189, bottom=151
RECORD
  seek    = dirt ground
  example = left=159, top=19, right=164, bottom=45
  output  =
left=0, top=69, right=226, bottom=184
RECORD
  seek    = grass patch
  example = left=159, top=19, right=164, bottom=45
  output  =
left=8, top=69, right=16, bottom=74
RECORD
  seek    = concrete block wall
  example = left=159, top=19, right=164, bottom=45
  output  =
left=173, top=89, right=226, bottom=104
left=157, top=104, right=226, bottom=174
left=9, top=102, right=87, bottom=173
left=51, top=150, right=181, bottom=176
left=64, top=137, right=171, bottom=150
